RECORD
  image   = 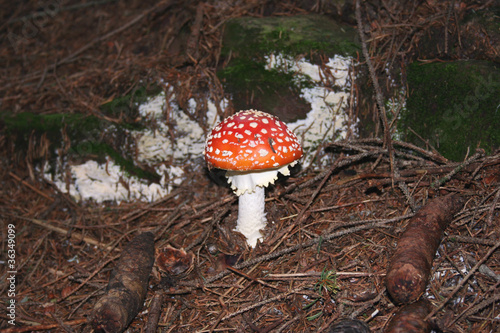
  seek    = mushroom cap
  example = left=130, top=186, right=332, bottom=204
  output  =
left=204, top=110, right=303, bottom=171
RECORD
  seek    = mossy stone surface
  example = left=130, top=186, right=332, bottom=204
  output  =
left=401, top=60, right=500, bottom=161
left=100, top=84, right=161, bottom=130
left=1, top=84, right=162, bottom=182
left=222, top=14, right=359, bottom=59
left=218, top=14, right=359, bottom=122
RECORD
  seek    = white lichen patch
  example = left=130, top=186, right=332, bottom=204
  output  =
left=265, top=53, right=356, bottom=166
left=45, top=160, right=184, bottom=203
left=45, top=87, right=226, bottom=203
left=135, top=91, right=222, bottom=163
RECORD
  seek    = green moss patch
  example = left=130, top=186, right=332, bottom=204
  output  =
left=1, top=111, right=159, bottom=182
left=100, top=84, right=162, bottom=130
left=219, top=14, right=359, bottom=121
left=222, top=14, right=359, bottom=59
left=400, top=60, right=500, bottom=161
left=217, top=58, right=314, bottom=122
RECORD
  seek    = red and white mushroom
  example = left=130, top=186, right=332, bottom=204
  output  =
left=204, top=109, right=303, bottom=247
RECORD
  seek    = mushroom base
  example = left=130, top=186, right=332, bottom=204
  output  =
left=234, top=186, right=266, bottom=247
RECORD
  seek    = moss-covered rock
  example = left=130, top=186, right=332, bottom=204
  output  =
left=222, top=14, right=359, bottom=59
left=400, top=60, right=500, bottom=161
left=218, top=14, right=359, bottom=121
left=99, top=84, right=162, bottom=130
left=1, top=84, right=163, bottom=183
left=414, top=4, right=500, bottom=63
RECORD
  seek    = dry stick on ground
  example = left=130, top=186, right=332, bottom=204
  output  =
left=355, top=138, right=449, bottom=164
left=286, top=150, right=382, bottom=195
left=486, top=184, right=500, bottom=225
left=448, top=235, right=498, bottom=246
left=0, top=319, right=88, bottom=333
left=431, top=149, right=485, bottom=188
left=90, top=232, right=155, bottom=333
left=470, top=152, right=500, bottom=180
left=19, top=216, right=120, bottom=252
left=275, top=315, right=301, bottom=333
left=348, top=1, right=418, bottom=210
left=9, top=172, right=55, bottom=202
left=60, top=255, right=120, bottom=303
left=219, top=287, right=304, bottom=322
left=386, top=193, right=465, bottom=304
left=154, top=199, right=189, bottom=242
left=355, top=1, right=398, bottom=184
left=186, top=2, right=205, bottom=62
left=144, top=290, right=165, bottom=333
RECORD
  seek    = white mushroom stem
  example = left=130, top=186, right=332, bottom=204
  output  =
left=226, top=162, right=297, bottom=247
left=234, top=186, right=266, bottom=247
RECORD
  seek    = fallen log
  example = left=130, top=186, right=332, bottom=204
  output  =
left=90, top=232, right=155, bottom=333
left=386, top=194, right=464, bottom=304
left=385, top=298, right=432, bottom=333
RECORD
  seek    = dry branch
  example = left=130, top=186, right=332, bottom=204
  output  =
left=386, top=194, right=465, bottom=304
left=0, top=319, right=87, bottom=333
left=143, top=290, right=165, bottom=333
left=90, top=232, right=155, bottom=333
left=21, top=216, right=119, bottom=252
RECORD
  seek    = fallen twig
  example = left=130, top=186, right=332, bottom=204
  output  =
left=18, top=216, right=120, bottom=252
left=0, top=318, right=87, bottom=333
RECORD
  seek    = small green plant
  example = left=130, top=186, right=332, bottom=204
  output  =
left=304, top=267, right=340, bottom=320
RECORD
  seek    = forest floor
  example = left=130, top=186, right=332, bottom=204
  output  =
left=0, top=1, right=499, bottom=332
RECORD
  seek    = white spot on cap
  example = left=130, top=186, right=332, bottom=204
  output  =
left=259, top=149, right=269, bottom=157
